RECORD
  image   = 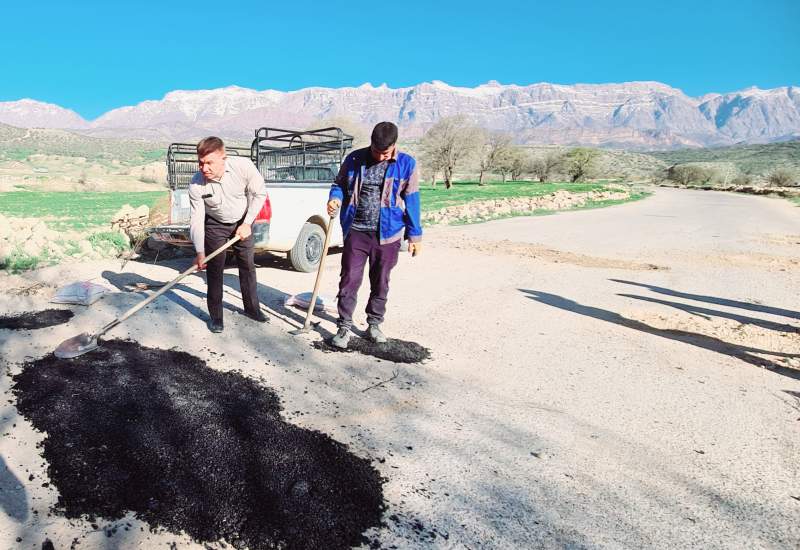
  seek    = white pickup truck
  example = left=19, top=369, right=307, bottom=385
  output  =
left=148, top=127, right=349, bottom=272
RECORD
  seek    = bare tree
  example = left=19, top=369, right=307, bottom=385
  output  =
left=768, top=167, right=798, bottom=187
left=511, top=152, right=528, bottom=180
left=420, top=115, right=483, bottom=189
left=476, top=131, right=513, bottom=185
left=530, top=151, right=564, bottom=183
left=564, top=147, right=600, bottom=182
left=420, top=148, right=445, bottom=187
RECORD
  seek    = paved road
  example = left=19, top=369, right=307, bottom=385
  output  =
left=1, top=187, right=798, bottom=549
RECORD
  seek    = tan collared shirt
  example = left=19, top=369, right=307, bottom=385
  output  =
left=188, top=156, right=268, bottom=253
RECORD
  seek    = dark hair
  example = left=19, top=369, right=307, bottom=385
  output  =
left=197, top=136, right=225, bottom=158
left=371, top=122, right=398, bottom=151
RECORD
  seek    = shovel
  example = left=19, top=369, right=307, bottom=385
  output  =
left=55, top=236, right=240, bottom=359
left=290, top=215, right=335, bottom=335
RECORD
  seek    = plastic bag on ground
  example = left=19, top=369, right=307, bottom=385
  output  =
left=51, top=281, right=111, bottom=306
left=284, top=292, right=337, bottom=315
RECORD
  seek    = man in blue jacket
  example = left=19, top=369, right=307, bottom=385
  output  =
left=327, top=122, right=422, bottom=348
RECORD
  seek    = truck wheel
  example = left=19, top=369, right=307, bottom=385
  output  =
left=289, top=223, right=325, bottom=272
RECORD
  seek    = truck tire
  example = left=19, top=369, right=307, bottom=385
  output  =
left=289, top=222, right=325, bottom=272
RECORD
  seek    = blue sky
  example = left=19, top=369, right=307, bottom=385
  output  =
left=1, top=0, right=797, bottom=119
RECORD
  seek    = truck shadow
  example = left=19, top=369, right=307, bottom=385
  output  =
left=245, top=276, right=339, bottom=338
left=253, top=248, right=344, bottom=271
left=520, top=289, right=800, bottom=381
left=101, top=269, right=237, bottom=323
left=104, top=255, right=340, bottom=334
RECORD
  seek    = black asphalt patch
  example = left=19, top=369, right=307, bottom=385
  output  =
left=0, top=309, right=74, bottom=330
left=12, top=340, right=385, bottom=550
left=313, top=337, right=431, bottom=364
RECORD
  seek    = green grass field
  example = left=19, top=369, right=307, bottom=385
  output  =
left=0, top=191, right=167, bottom=230
left=419, top=181, right=608, bottom=212
left=0, top=183, right=628, bottom=230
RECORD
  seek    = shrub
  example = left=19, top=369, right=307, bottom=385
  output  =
left=666, top=164, right=716, bottom=185
left=88, top=232, right=129, bottom=254
left=767, top=168, right=798, bottom=187
left=1, top=248, right=40, bottom=273
left=61, top=240, right=81, bottom=257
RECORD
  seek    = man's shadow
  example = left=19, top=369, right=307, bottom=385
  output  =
left=0, top=454, right=28, bottom=522
left=610, top=279, right=800, bottom=320
left=521, top=289, right=800, bottom=381
left=617, top=294, right=800, bottom=334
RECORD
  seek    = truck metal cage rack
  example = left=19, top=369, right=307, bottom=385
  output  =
left=252, top=127, right=353, bottom=183
left=166, top=143, right=253, bottom=190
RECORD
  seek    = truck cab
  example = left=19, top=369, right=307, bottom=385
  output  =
left=148, top=127, right=352, bottom=272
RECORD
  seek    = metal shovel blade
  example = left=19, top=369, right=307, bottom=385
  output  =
left=289, top=321, right=320, bottom=336
left=54, top=332, right=99, bottom=359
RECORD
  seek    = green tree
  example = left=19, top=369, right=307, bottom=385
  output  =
left=565, top=148, right=599, bottom=182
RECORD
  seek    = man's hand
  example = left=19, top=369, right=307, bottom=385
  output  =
left=327, top=199, right=341, bottom=217
left=235, top=223, right=252, bottom=240
left=194, top=252, right=206, bottom=270
left=408, top=242, right=422, bottom=257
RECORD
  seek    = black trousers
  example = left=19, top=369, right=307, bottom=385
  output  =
left=204, top=215, right=260, bottom=322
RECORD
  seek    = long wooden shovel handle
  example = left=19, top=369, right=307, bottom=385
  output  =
left=299, top=216, right=335, bottom=330
left=95, top=235, right=241, bottom=337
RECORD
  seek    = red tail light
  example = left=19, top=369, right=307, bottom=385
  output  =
left=255, top=194, right=271, bottom=223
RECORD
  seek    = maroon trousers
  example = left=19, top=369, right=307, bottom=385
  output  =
left=336, top=230, right=401, bottom=329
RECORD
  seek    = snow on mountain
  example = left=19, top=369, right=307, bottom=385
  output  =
left=2, top=81, right=798, bottom=149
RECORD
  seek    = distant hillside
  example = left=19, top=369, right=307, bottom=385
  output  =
left=0, top=123, right=164, bottom=165
left=648, top=140, right=800, bottom=176
left=1, top=121, right=795, bottom=190
left=0, top=124, right=168, bottom=192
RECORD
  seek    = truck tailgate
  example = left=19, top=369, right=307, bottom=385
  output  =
left=170, top=188, right=190, bottom=224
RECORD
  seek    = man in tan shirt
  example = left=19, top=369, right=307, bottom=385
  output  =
left=189, top=137, right=268, bottom=333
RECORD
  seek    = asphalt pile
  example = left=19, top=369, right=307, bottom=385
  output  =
left=12, top=340, right=385, bottom=550
left=0, top=309, right=74, bottom=330
left=314, top=337, right=431, bottom=364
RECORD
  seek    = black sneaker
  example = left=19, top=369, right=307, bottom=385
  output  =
left=245, top=311, right=268, bottom=323
left=209, top=319, right=224, bottom=333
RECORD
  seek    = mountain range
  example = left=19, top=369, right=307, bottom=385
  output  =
left=1, top=81, right=798, bottom=150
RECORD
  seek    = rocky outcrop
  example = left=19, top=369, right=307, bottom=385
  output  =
left=110, top=204, right=150, bottom=244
